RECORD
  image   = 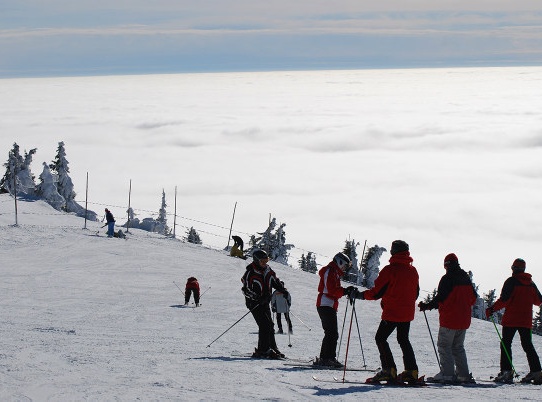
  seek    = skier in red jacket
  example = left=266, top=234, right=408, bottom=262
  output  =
left=418, top=253, right=477, bottom=383
left=486, top=258, right=542, bottom=384
left=350, top=240, right=419, bottom=383
left=185, top=277, right=200, bottom=307
left=314, top=252, right=356, bottom=368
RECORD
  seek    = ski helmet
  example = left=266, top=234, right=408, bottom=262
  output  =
left=253, top=249, right=269, bottom=262
left=333, top=252, right=351, bottom=270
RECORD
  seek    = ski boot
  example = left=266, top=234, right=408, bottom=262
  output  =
left=366, top=368, right=397, bottom=384
left=494, top=370, right=514, bottom=384
left=398, top=369, right=419, bottom=385
left=521, top=371, right=542, bottom=384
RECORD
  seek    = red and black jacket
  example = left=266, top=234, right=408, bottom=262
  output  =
left=362, top=251, right=419, bottom=322
left=241, top=262, right=285, bottom=309
left=185, top=277, right=200, bottom=292
left=316, top=261, right=346, bottom=311
left=427, top=265, right=477, bottom=329
left=493, top=272, right=542, bottom=328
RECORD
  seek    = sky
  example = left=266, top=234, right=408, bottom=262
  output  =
left=1, top=67, right=542, bottom=295
left=1, top=194, right=542, bottom=400
left=1, top=1, right=542, bottom=77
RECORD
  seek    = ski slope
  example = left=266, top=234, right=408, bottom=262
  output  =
left=1, top=194, right=542, bottom=400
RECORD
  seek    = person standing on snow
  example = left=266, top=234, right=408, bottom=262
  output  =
left=241, top=250, right=289, bottom=359
left=486, top=258, right=542, bottom=384
left=104, top=208, right=115, bottom=237
left=418, top=253, right=477, bottom=383
left=271, top=283, right=293, bottom=334
left=349, top=240, right=420, bottom=382
left=314, top=252, right=356, bottom=368
left=185, top=277, right=200, bottom=307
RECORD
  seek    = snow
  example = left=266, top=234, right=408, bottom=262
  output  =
left=2, top=194, right=541, bottom=400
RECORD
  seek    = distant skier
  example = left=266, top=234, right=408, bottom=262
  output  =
left=349, top=240, right=420, bottom=383
left=486, top=258, right=542, bottom=384
left=314, top=252, right=356, bottom=368
left=241, top=249, right=288, bottom=359
left=271, top=283, right=292, bottom=334
left=418, top=253, right=477, bottom=384
left=185, top=277, right=200, bottom=307
left=230, top=235, right=246, bottom=259
left=104, top=208, right=115, bottom=238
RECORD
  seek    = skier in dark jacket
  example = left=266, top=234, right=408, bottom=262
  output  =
left=349, top=240, right=420, bottom=383
left=185, top=277, right=200, bottom=307
left=486, top=258, right=542, bottom=384
left=241, top=249, right=288, bottom=359
left=418, top=253, right=477, bottom=383
left=104, top=208, right=115, bottom=237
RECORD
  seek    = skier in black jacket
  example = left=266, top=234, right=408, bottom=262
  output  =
left=241, top=249, right=289, bottom=359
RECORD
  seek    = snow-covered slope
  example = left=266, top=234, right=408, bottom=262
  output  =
left=1, top=194, right=541, bottom=400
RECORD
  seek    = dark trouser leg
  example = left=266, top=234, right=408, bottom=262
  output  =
left=185, top=289, right=191, bottom=304
left=317, top=306, right=338, bottom=360
left=518, top=327, right=542, bottom=372
left=500, top=326, right=516, bottom=371
left=251, top=304, right=276, bottom=352
left=276, top=313, right=283, bottom=331
left=284, top=312, right=293, bottom=331
left=375, top=320, right=398, bottom=371
left=194, top=289, right=200, bottom=304
left=396, top=321, right=418, bottom=370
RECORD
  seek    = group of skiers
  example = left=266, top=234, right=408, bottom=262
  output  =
left=241, top=240, right=542, bottom=385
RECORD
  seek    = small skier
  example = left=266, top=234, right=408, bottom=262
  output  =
left=418, top=253, right=477, bottom=384
left=486, top=258, right=542, bottom=384
left=241, top=249, right=289, bottom=359
left=104, top=208, right=115, bottom=238
left=271, top=283, right=293, bottom=334
left=185, top=277, right=200, bottom=307
left=314, top=252, right=356, bottom=368
left=349, top=240, right=420, bottom=383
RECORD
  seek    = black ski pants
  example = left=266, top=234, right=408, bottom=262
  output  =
left=317, top=306, right=338, bottom=360
left=251, top=303, right=279, bottom=353
left=276, top=312, right=292, bottom=332
left=501, top=326, right=541, bottom=372
left=185, top=288, right=200, bottom=304
left=375, top=320, right=418, bottom=372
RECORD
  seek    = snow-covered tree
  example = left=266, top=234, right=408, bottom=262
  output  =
left=0, top=143, right=37, bottom=196
left=156, top=189, right=171, bottom=235
left=35, top=162, right=65, bottom=210
left=468, top=271, right=485, bottom=320
left=299, top=252, right=318, bottom=274
left=533, top=306, right=542, bottom=336
left=361, top=245, right=386, bottom=288
left=342, top=239, right=360, bottom=283
left=186, top=227, right=202, bottom=244
left=247, top=217, right=294, bottom=265
left=423, top=288, right=438, bottom=304
left=48, top=142, right=97, bottom=221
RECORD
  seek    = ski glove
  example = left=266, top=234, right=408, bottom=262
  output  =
left=485, top=306, right=494, bottom=319
left=418, top=302, right=430, bottom=312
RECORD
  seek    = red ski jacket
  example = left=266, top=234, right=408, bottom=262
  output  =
left=185, top=277, right=200, bottom=292
left=493, top=272, right=542, bottom=328
left=427, top=265, right=477, bottom=330
left=316, top=261, right=346, bottom=311
left=362, top=251, right=419, bottom=322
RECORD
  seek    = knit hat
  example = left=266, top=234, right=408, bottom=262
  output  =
left=444, top=253, right=458, bottom=268
left=512, top=258, right=526, bottom=272
left=390, top=240, right=409, bottom=255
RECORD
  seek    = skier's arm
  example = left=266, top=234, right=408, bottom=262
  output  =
left=492, top=277, right=516, bottom=311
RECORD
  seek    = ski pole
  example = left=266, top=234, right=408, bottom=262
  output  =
left=207, top=305, right=258, bottom=348
left=290, top=311, right=311, bottom=331
left=337, top=302, right=349, bottom=357
left=340, top=299, right=356, bottom=382
left=173, top=281, right=185, bottom=296
left=288, top=327, right=292, bottom=348
left=200, top=286, right=211, bottom=299
left=490, top=314, right=518, bottom=378
left=423, top=311, right=441, bottom=370
left=353, top=305, right=367, bottom=368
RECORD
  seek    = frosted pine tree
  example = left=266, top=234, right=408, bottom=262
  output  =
left=49, top=141, right=97, bottom=221
left=298, top=254, right=307, bottom=271
left=533, top=307, right=542, bottom=336
left=186, top=227, right=202, bottom=244
left=361, top=245, right=386, bottom=288
left=270, top=222, right=294, bottom=265
left=35, top=162, right=65, bottom=210
left=0, top=143, right=37, bottom=196
left=306, top=251, right=318, bottom=273
left=468, top=271, right=485, bottom=320
left=246, top=217, right=293, bottom=265
left=423, top=288, right=438, bottom=304
left=342, top=239, right=360, bottom=283
left=156, top=189, right=171, bottom=236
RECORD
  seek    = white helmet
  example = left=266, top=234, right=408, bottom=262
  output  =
left=333, top=252, right=351, bottom=270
